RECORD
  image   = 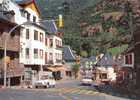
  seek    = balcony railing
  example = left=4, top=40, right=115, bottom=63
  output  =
left=55, top=59, right=62, bottom=63
left=46, top=60, right=54, bottom=64
left=0, top=10, right=15, bottom=22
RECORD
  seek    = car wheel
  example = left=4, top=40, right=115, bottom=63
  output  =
left=44, top=86, right=47, bottom=88
left=35, top=86, right=38, bottom=88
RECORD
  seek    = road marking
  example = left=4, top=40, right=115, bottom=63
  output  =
left=70, top=89, right=81, bottom=93
left=59, top=93, right=72, bottom=100
left=85, top=90, right=93, bottom=94
left=62, top=88, right=77, bottom=93
left=77, top=89, right=87, bottom=94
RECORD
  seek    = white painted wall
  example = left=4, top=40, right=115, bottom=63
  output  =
left=46, top=35, right=62, bottom=65
left=7, top=0, right=63, bottom=66
left=20, top=26, right=46, bottom=65
left=97, top=67, right=116, bottom=81
left=8, top=0, right=46, bottom=65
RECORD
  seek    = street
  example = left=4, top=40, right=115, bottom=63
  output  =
left=0, top=79, right=136, bottom=100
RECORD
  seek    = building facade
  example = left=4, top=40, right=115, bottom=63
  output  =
left=0, top=0, right=24, bottom=86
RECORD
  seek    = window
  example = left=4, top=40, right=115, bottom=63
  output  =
left=55, top=53, right=57, bottom=59
left=100, top=73, right=107, bottom=79
left=50, top=39, right=53, bottom=47
left=45, top=52, right=48, bottom=64
left=49, top=53, right=53, bottom=60
left=26, top=29, right=29, bottom=39
left=25, top=48, right=29, bottom=59
left=34, top=49, right=38, bottom=59
left=33, top=16, right=36, bottom=22
left=25, top=68, right=32, bottom=80
left=34, top=30, right=38, bottom=40
left=40, top=49, right=43, bottom=59
left=20, top=9, right=26, bottom=17
left=27, top=13, right=30, bottom=21
left=124, top=53, right=134, bottom=66
left=45, top=38, right=48, bottom=46
left=40, top=32, right=43, bottom=42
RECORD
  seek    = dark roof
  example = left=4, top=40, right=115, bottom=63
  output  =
left=89, top=56, right=96, bottom=61
left=31, top=23, right=46, bottom=30
left=96, top=53, right=116, bottom=66
left=16, top=0, right=33, bottom=5
left=81, top=56, right=96, bottom=63
left=81, top=58, right=90, bottom=62
left=123, top=45, right=134, bottom=54
left=0, top=14, right=17, bottom=26
left=41, top=20, right=58, bottom=34
left=63, top=46, right=76, bottom=62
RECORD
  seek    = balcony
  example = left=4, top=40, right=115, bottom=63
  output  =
left=46, top=60, right=54, bottom=65
left=0, top=33, right=20, bottom=51
left=56, top=45, right=63, bottom=50
left=0, top=3, right=15, bottom=22
left=0, top=10, right=15, bottom=23
left=56, top=59, right=62, bottom=63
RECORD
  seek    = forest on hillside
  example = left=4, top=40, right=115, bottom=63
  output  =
left=37, top=0, right=140, bottom=57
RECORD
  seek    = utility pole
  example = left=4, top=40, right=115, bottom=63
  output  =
left=4, top=32, right=7, bottom=88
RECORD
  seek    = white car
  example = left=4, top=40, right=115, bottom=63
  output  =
left=81, top=77, right=93, bottom=85
left=34, top=76, right=56, bottom=88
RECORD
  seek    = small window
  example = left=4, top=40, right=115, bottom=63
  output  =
left=34, top=49, right=38, bottom=59
left=45, top=52, right=48, bottom=64
left=45, top=38, right=48, bottom=46
left=100, top=73, right=107, bottom=79
left=49, top=53, right=53, bottom=60
left=34, top=30, right=38, bottom=40
left=40, top=49, right=43, bottom=59
left=125, top=53, right=133, bottom=65
left=26, top=29, right=29, bottom=39
left=40, top=32, right=43, bottom=42
left=50, top=39, right=53, bottom=47
left=25, top=48, right=29, bottom=59
left=27, top=13, right=30, bottom=21
left=33, top=16, right=36, bottom=22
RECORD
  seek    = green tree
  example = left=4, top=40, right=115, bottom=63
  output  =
left=80, top=50, right=88, bottom=58
left=72, top=64, right=80, bottom=79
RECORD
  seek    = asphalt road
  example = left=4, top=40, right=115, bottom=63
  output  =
left=0, top=79, right=136, bottom=100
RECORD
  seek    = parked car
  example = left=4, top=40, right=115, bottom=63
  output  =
left=81, top=77, right=93, bottom=85
left=34, top=76, right=56, bottom=88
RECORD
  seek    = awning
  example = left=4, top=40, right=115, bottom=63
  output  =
left=56, top=67, right=67, bottom=71
left=47, top=67, right=58, bottom=72
left=47, top=66, right=67, bottom=72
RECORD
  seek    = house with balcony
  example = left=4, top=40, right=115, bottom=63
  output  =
left=43, top=20, right=63, bottom=80
left=1, top=0, right=46, bottom=86
left=0, top=0, right=63, bottom=86
left=0, top=0, right=24, bottom=86
left=13, top=0, right=46, bottom=86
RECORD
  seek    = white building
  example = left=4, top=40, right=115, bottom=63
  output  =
left=3, top=0, right=63, bottom=85
left=44, top=21, right=63, bottom=80
left=7, top=0, right=47, bottom=85
left=46, top=35, right=63, bottom=65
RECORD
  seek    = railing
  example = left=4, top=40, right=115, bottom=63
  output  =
left=0, top=10, right=15, bottom=22
left=55, top=59, right=62, bottom=63
left=46, top=60, right=54, bottom=64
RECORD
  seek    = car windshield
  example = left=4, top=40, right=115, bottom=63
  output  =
left=83, top=77, right=92, bottom=79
